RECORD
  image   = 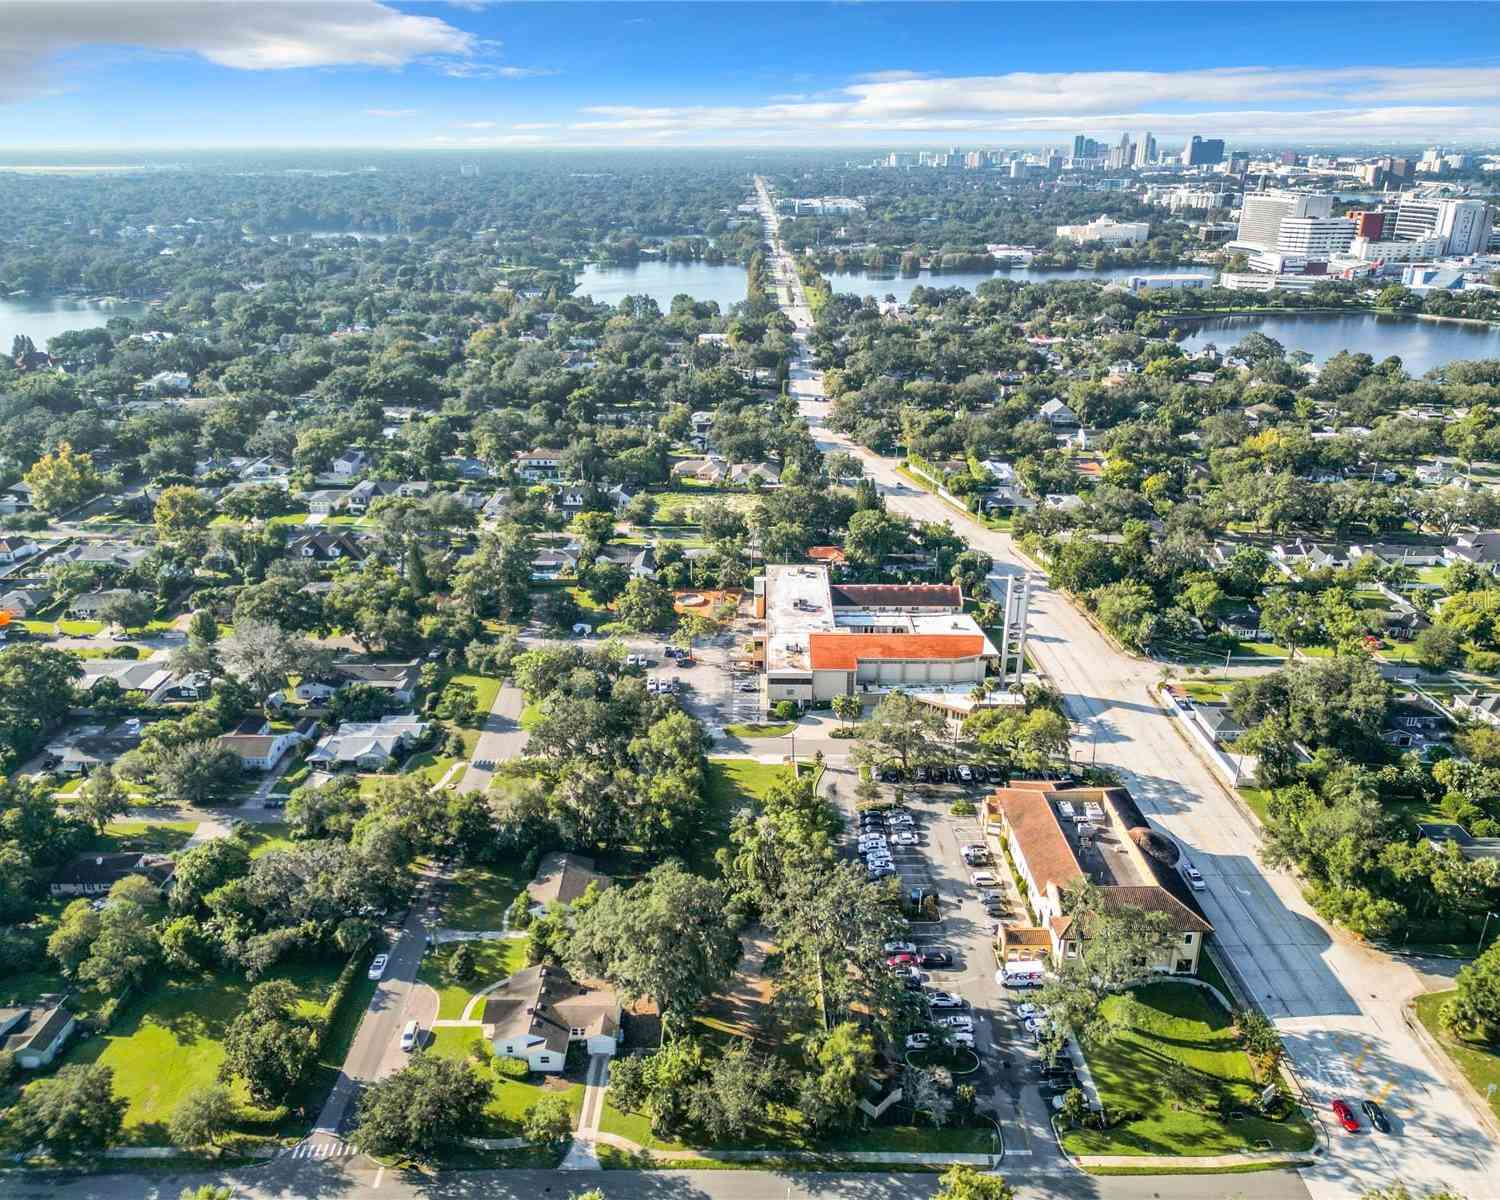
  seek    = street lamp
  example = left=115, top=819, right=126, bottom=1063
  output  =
left=1478, top=910, right=1500, bottom=956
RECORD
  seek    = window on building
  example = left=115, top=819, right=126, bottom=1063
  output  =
left=1183, top=933, right=1194, bottom=945
left=570, top=1027, right=585, bottom=1037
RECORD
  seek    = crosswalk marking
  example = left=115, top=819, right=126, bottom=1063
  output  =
left=285, top=1140, right=358, bottom=1160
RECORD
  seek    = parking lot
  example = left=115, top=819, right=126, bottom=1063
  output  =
left=824, top=761, right=1068, bottom=1160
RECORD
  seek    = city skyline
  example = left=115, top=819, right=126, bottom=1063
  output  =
left=1, top=1, right=1500, bottom=149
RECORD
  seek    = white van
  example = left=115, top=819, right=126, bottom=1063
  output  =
left=399, top=1020, right=419, bottom=1051
left=997, top=961, right=1047, bottom=990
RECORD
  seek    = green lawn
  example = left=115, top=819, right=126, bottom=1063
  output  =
left=424, top=1032, right=585, bottom=1138
left=240, top=821, right=296, bottom=859
left=698, top=759, right=792, bottom=877
left=417, top=939, right=526, bottom=1020
left=1237, top=787, right=1271, bottom=824
left=443, top=861, right=528, bottom=931
left=89, top=820, right=198, bottom=854
left=1180, top=678, right=1235, bottom=704
left=1062, top=982, right=1315, bottom=1158
left=1413, top=991, right=1500, bottom=1128
left=519, top=700, right=546, bottom=730
left=56, top=961, right=343, bottom=1142
left=599, top=1097, right=993, bottom=1154
left=449, top=673, right=503, bottom=722
left=722, top=722, right=796, bottom=739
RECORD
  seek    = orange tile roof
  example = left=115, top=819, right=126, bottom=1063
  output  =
left=807, top=632, right=985, bottom=671
left=990, top=786, right=1083, bottom=893
left=807, top=546, right=847, bottom=565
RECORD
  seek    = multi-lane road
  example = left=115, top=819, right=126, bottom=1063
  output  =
left=753, top=176, right=1497, bottom=1200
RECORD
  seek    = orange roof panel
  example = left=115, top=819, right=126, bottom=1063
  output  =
left=807, top=632, right=985, bottom=671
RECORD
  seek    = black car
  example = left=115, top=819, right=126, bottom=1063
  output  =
left=1361, top=1099, right=1390, bottom=1133
left=917, top=950, right=953, bottom=969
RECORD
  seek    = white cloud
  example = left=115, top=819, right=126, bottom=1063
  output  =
left=566, top=65, right=1500, bottom=143
left=512, top=122, right=558, bottom=131
left=0, top=0, right=475, bottom=102
left=364, top=108, right=419, bottom=119
left=455, top=120, right=498, bottom=129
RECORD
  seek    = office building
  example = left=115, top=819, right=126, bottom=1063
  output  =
left=1227, top=152, right=1251, bottom=173
left=1351, top=211, right=1386, bottom=240
left=1275, top=216, right=1355, bottom=260
left=756, top=565, right=998, bottom=705
left=1072, top=134, right=1087, bottom=159
left=1181, top=135, right=1225, bottom=167
left=1055, top=216, right=1151, bottom=245
left=1391, top=198, right=1494, bottom=257
left=1133, top=133, right=1155, bottom=168
left=1348, top=236, right=1445, bottom=263
left=1234, top=189, right=1334, bottom=254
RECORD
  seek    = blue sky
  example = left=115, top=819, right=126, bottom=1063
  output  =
left=1, top=2, right=1497, bottom=150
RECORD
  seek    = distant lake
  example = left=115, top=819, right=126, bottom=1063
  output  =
left=576, top=261, right=749, bottom=311
left=0, top=295, right=149, bottom=350
left=1176, top=312, right=1500, bottom=376
left=827, top=264, right=1216, bottom=303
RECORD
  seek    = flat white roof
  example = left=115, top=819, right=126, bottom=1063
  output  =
left=766, top=563, right=834, bottom=675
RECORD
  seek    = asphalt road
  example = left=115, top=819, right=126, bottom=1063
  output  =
left=16, top=1161, right=1314, bottom=1200
left=754, top=180, right=1498, bottom=1200
left=457, top=683, right=528, bottom=793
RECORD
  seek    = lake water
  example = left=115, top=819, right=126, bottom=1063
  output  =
left=575, top=261, right=750, bottom=311
left=0, top=296, right=149, bottom=350
left=1176, top=312, right=1500, bottom=375
left=826, top=265, right=1216, bottom=303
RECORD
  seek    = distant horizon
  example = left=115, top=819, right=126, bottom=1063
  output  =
left=3, top=2, right=1500, bottom=149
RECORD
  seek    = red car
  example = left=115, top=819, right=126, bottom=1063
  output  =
left=886, top=953, right=918, bottom=967
left=1331, top=1099, right=1360, bottom=1133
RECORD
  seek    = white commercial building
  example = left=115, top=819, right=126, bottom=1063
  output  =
left=1275, top=216, right=1355, bottom=259
left=1234, top=190, right=1334, bottom=254
left=1219, top=272, right=1330, bottom=293
left=758, top=564, right=998, bottom=705
left=1390, top=198, right=1494, bottom=257
left=1055, top=216, right=1150, bottom=246
left=1123, top=273, right=1211, bottom=293
left=1348, top=235, right=1445, bottom=263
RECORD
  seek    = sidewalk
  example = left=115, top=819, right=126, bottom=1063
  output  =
left=592, top=1131, right=994, bottom=1166
left=559, top=1052, right=611, bottom=1171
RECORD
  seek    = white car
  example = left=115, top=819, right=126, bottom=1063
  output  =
left=958, top=765, right=973, bottom=783
left=399, top=1019, right=419, bottom=1052
left=971, top=872, right=999, bottom=888
left=367, top=953, right=389, bottom=981
left=891, top=830, right=919, bottom=846
left=926, top=991, right=964, bottom=1009
left=962, top=843, right=987, bottom=856
left=883, top=941, right=917, bottom=955
left=949, top=1030, right=976, bottom=1047
left=886, top=812, right=915, bottom=827
left=1183, top=864, right=1207, bottom=891
left=904, top=1032, right=931, bottom=1050
left=859, top=834, right=888, bottom=847
left=936, top=1015, right=974, bottom=1031
left=1016, top=1002, right=1044, bottom=1019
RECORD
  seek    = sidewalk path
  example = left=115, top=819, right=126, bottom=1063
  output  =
left=559, top=1052, right=611, bottom=1170
left=592, top=1130, right=994, bottom=1165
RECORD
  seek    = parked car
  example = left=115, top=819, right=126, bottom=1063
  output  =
left=958, top=765, right=973, bottom=783
left=886, top=953, right=918, bottom=967
left=949, top=1030, right=975, bottom=1047
left=367, top=953, right=390, bottom=980
left=935, top=1014, right=974, bottom=1031
left=883, top=941, right=918, bottom=955
left=1182, top=863, right=1207, bottom=891
left=737, top=681, right=758, bottom=692
left=915, top=767, right=929, bottom=783
left=917, top=950, right=953, bottom=969
left=1331, top=1099, right=1360, bottom=1133
left=1362, top=1099, right=1390, bottom=1133
left=926, top=991, right=964, bottom=1009
left=399, top=1019, right=419, bottom=1051
left=878, top=767, right=902, bottom=782
left=904, top=1032, right=931, bottom=1050
left=886, top=812, right=915, bottom=827
left=891, top=830, right=919, bottom=846
left=961, top=842, right=987, bottom=856
left=1016, top=1002, right=1044, bottom=1019
left=971, top=872, right=999, bottom=887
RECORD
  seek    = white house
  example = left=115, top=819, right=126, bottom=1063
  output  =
left=483, top=965, right=621, bottom=1073
left=0, top=536, right=40, bottom=564
left=305, top=489, right=350, bottom=516
left=331, top=449, right=368, bottom=477
left=216, top=730, right=303, bottom=771
left=0, top=1001, right=76, bottom=1069
left=306, top=716, right=429, bottom=769
left=515, top=449, right=564, bottom=481
left=1038, top=399, right=1080, bottom=429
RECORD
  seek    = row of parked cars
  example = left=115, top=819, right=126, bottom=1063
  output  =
left=859, top=806, right=916, bottom=879
left=876, top=763, right=1005, bottom=785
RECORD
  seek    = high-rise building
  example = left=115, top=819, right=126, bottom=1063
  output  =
left=1072, top=134, right=1087, bottom=159
left=1228, top=152, right=1250, bottom=173
left=1134, top=132, right=1155, bottom=168
left=1350, top=211, right=1386, bottom=241
left=1391, top=198, right=1495, bottom=256
left=1181, top=136, right=1226, bottom=166
left=1279, top=150, right=1299, bottom=166
left=1235, top=189, right=1335, bottom=253
left=1275, top=216, right=1355, bottom=259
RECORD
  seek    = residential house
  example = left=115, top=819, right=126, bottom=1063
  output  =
left=1215, top=604, right=1262, bottom=639
left=595, top=543, right=658, bottom=579
left=984, top=781, right=1212, bottom=975
left=1347, top=543, right=1446, bottom=569
left=142, top=370, right=191, bottom=394
left=54, top=541, right=150, bottom=571
left=79, top=659, right=175, bottom=698
left=0, top=536, right=40, bottom=564
left=346, top=479, right=401, bottom=514
left=286, top=530, right=367, bottom=562
left=50, top=852, right=174, bottom=897
left=526, top=852, right=612, bottom=915
left=305, top=716, right=430, bottom=769
left=1043, top=493, right=1084, bottom=512
left=305, top=489, right=350, bottom=516
left=1192, top=703, right=1245, bottom=748
left=292, top=661, right=421, bottom=706
left=1271, top=539, right=1348, bottom=571
left=443, top=456, right=493, bottom=481
left=484, top=965, right=621, bottom=1072
left=1383, top=697, right=1451, bottom=752
left=530, top=547, right=580, bottom=581
left=671, top=456, right=728, bottom=485
left=217, top=728, right=307, bottom=771
left=159, top=670, right=213, bottom=701
left=1414, top=463, right=1453, bottom=487
left=0, top=1000, right=77, bottom=1069
left=68, top=588, right=139, bottom=619
left=1445, top=531, right=1500, bottom=572
left=515, top=449, right=565, bottom=482
left=1454, top=693, right=1500, bottom=727
left=0, top=584, right=52, bottom=617
left=728, top=462, right=781, bottom=488
left=1038, top=399, right=1080, bottom=429
left=331, top=449, right=368, bottom=477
